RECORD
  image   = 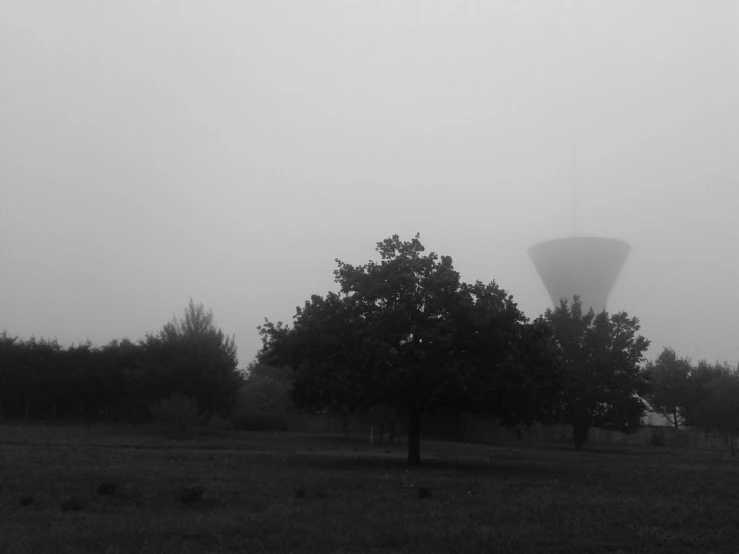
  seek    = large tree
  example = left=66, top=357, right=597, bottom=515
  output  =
left=685, top=363, right=739, bottom=456
left=259, top=234, right=560, bottom=464
left=545, top=296, right=651, bottom=450
left=643, top=347, right=692, bottom=429
left=680, top=360, right=732, bottom=429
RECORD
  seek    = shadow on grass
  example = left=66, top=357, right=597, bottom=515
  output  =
left=537, top=442, right=666, bottom=457
left=295, top=448, right=584, bottom=482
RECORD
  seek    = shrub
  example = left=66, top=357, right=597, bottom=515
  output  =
left=207, top=414, right=234, bottom=431
left=229, top=372, right=293, bottom=431
left=230, top=410, right=288, bottom=431
left=97, top=481, right=117, bottom=496
left=178, top=486, right=204, bottom=504
left=149, top=394, right=203, bottom=434
left=60, top=497, right=83, bottom=512
left=650, top=427, right=666, bottom=446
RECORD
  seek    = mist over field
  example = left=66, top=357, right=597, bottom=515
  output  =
left=2, top=1, right=738, bottom=367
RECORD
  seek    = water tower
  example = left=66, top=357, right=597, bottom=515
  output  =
left=528, top=236, right=630, bottom=313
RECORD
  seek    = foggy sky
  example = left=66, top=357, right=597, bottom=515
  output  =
left=2, top=1, right=738, bottom=368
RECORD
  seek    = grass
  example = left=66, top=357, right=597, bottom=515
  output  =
left=1, top=424, right=738, bottom=553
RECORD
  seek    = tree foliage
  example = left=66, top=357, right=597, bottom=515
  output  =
left=643, top=347, right=692, bottom=429
left=631, top=347, right=739, bottom=455
left=259, top=234, right=561, bottom=464
left=231, top=362, right=294, bottom=431
left=687, top=365, right=739, bottom=456
left=544, top=296, right=651, bottom=450
left=656, top=358, right=739, bottom=456
left=139, top=299, right=242, bottom=416
left=680, top=360, right=731, bottom=428
left=149, top=394, right=204, bottom=435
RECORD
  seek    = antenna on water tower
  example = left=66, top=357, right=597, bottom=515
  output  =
left=571, top=144, right=577, bottom=237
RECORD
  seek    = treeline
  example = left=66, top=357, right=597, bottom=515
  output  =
left=0, top=300, right=243, bottom=423
left=645, top=348, right=739, bottom=455
left=3, top=233, right=738, bottom=462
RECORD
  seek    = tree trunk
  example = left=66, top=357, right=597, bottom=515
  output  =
left=407, top=407, right=421, bottom=465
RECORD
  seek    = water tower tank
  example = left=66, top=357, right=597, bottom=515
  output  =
left=528, top=236, right=630, bottom=313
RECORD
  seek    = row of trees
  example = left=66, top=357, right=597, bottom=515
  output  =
left=645, top=348, right=739, bottom=455
left=0, top=300, right=243, bottom=422
left=257, top=234, right=653, bottom=463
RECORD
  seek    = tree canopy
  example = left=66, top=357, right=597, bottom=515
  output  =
left=643, top=347, right=692, bottom=429
left=686, top=362, right=739, bottom=455
left=259, top=234, right=561, bottom=464
left=137, top=299, right=242, bottom=416
left=643, top=351, right=739, bottom=456
left=545, top=296, right=651, bottom=449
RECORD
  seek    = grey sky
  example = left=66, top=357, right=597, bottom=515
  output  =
left=2, top=1, right=738, bottom=367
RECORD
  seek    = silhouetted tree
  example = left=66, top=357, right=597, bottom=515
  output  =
left=258, top=293, right=377, bottom=433
left=259, top=234, right=560, bottom=464
left=644, top=347, right=692, bottom=429
left=0, top=332, right=24, bottom=418
left=245, top=361, right=293, bottom=382
left=675, top=359, right=739, bottom=455
left=19, top=337, right=62, bottom=421
left=545, top=296, right=651, bottom=450
left=139, top=299, right=242, bottom=416
left=97, top=338, right=143, bottom=421
left=681, top=360, right=732, bottom=429
left=690, top=369, right=739, bottom=456
left=52, top=341, right=98, bottom=420
left=232, top=362, right=293, bottom=430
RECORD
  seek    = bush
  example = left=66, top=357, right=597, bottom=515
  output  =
left=230, top=409, right=288, bottom=431
left=229, top=371, right=293, bottom=431
left=149, top=394, right=203, bottom=435
left=207, top=414, right=234, bottom=431
left=650, top=427, right=666, bottom=446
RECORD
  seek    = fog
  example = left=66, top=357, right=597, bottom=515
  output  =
left=2, top=1, right=738, bottom=367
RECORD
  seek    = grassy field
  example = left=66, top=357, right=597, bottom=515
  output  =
left=1, top=424, right=738, bottom=553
